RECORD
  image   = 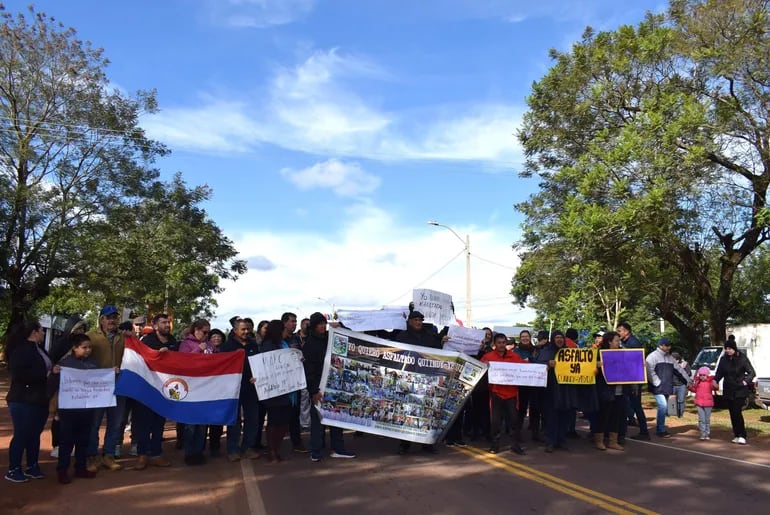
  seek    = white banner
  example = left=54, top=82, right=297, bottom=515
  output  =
left=58, top=368, right=117, bottom=409
left=249, top=348, right=307, bottom=400
left=413, top=288, right=454, bottom=326
left=335, top=307, right=408, bottom=331
left=488, top=362, right=548, bottom=387
left=444, top=325, right=486, bottom=355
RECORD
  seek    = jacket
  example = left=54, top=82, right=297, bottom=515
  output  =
left=87, top=326, right=125, bottom=369
left=646, top=348, right=689, bottom=395
left=179, top=333, right=215, bottom=354
left=481, top=349, right=525, bottom=400
left=6, top=342, right=51, bottom=406
left=395, top=326, right=442, bottom=349
left=220, top=334, right=259, bottom=390
left=302, top=330, right=328, bottom=396
left=689, top=376, right=718, bottom=407
left=714, top=352, right=755, bottom=400
left=140, top=331, right=178, bottom=352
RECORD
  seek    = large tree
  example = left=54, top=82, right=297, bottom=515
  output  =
left=0, top=7, right=244, bottom=331
left=512, top=0, right=770, bottom=354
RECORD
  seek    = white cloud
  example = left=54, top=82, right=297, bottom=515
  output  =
left=212, top=0, right=316, bottom=28
left=211, top=204, right=532, bottom=330
left=142, top=49, right=523, bottom=164
left=280, top=159, right=381, bottom=197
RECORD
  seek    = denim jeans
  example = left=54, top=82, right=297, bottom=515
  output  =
left=183, top=424, right=207, bottom=456
left=626, top=388, right=649, bottom=434
left=88, top=395, right=126, bottom=456
left=310, top=405, right=344, bottom=456
left=653, top=394, right=668, bottom=434
left=133, top=402, right=166, bottom=457
left=696, top=406, right=712, bottom=436
left=8, top=402, right=49, bottom=470
left=673, top=385, right=687, bottom=417
left=227, top=391, right=259, bottom=455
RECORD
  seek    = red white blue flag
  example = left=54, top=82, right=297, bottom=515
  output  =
left=116, top=337, right=244, bottom=425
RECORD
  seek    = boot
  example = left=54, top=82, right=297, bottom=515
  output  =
left=134, top=455, right=148, bottom=471
left=607, top=432, right=625, bottom=451
left=86, top=456, right=100, bottom=473
left=102, top=454, right=122, bottom=471
left=593, top=433, right=606, bottom=451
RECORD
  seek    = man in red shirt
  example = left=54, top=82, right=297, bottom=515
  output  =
left=482, top=333, right=526, bottom=455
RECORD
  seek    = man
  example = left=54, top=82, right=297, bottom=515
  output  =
left=132, top=316, right=146, bottom=338
left=281, top=312, right=307, bottom=453
left=514, top=330, right=542, bottom=442
left=133, top=314, right=177, bottom=470
left=617, top=322, right=651, bottom=441
left=87, top=305, right=125, bottom=472
left=646, top=338, right=690, bottom=438
left=221, top=318, right=260, bottom=462
left=395, top=311, right=443, bottom=454
left=303, top=312, right=356, bottom=462
left=297, top=318, right=310, bottom=348
left=482, top=333, right=526, bottom=455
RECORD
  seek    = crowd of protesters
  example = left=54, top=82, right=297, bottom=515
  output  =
left=3, top=307, right=757, bottom=484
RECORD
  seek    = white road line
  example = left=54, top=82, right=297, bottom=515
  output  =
left=626, top=438, right=770, bottom=469
left=241, top=458, right=268, bottom=515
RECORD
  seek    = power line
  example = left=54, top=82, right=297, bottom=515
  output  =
left=383, top=248, right=465, bottom=305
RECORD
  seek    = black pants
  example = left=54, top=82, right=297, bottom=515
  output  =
left=728, top=397, right=747, bottom=438
left=58, top=410, right=92, bottom=471
left=518, top=386, right=541, bottom=433
left=598, top=395, right=625, bottom=436
left=207, top=425, right=223, bottom=451
left=490, top=393, right=522, bottom=446
left=289, top=402, right=302, bottom=447
left=470, top=386, right=490, bottom=439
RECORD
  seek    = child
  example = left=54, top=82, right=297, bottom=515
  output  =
left=689, top=366, right=718, bottom=440
left=50, top=333, right=100, bottom=483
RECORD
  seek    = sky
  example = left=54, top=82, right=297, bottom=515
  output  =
left=8, top=0, right=666, bottom=331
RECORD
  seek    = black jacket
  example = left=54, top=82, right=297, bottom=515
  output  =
left=141, top=332, right=179, bottom=352
left=715, top=351, right=756, bottom=400
left=395, top=326, right=442, bottom=349
left=303, top=330, right=328, bottom=396
left=6, top=342, right=51, bottom=406
left=221, top=335, right=259, bottom=390
left=260, top=339, right=292, bottom=407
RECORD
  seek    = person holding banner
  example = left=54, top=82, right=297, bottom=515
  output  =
left=49, top=334, right=100, bottom=483
left=595, top=331, right=626, bottom=451
left=514, top=330, right=542, bottom=442
left=303, top=312, right=357, bottom=462
left=179, top=319, right=214, bottom=466
left=534, top=330, right=579, bottom=453
left=482, top=333, right=526, bottom=455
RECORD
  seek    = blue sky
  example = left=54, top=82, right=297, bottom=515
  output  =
left=9, top=0, right=665, bottom=330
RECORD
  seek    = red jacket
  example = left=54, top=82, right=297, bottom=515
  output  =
left=482, top=349, right=525, bottom=399
left=689, top=376, right=718, bottom=407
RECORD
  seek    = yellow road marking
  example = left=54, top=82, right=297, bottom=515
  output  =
left=456, top=446, right=659, bottom=515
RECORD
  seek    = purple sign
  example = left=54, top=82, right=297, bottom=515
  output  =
left=600, top=349, right=647, bottom=384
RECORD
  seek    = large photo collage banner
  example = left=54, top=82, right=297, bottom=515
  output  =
left=318, top=328, right=488, bottom=444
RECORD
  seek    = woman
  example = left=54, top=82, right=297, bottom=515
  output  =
left=260, top=319, right=299, bottom=462
left=5, top=321, right=52, bottom=483
left=179, top=319, right=214, bottom=465
left=469, top=327, right=494, bottom=441
left=714, top=338, right=755, bottom=444
left=206, top=328, right=226, bottom=457
left=255, top=320, right=269, bottom=346
left=594, top=331, right=626, bottom=451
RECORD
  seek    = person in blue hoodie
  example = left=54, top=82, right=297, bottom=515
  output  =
left=49, top=334, right=100, bottom=484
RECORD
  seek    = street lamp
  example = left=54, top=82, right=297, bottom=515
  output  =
left=427, top=221, right=471, bottom=326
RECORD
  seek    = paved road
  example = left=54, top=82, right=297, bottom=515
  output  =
left=2, top=368, right=769, bottom=515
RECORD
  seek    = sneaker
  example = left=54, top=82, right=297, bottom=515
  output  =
left=4, top=468, right=29, bottom=483
left=699, top=435, right=707, bottom=441
left=24, top=464, right=45, bottom=479
left=511, top=445, right=526, bottom=456
left=50, top=446, right=59, bottom=458
left=293, top=444, right=309, bottom=453
left=310, top=454, right=321, bottom=462
left=737, top=437, right=747, bottom=445
left=57, top=469, right=71, bottom=484
left=330, top=450, right=357, bottom=459
left=455, top=440, right=467, bottom=447
left=243, top=449, right=261, bottom=460
left=487, top=447, right=499, bottom=454
left=631, top=433, right=651, bottom=441
left=227, top=453, right=241, bottom=463
left=731, top=437, right=741, bottom=444
left=445, top=441, right=456, bottom=447
left=705, top=435, right=711, bottom=440
left=656, top=432, right=672, bottom=438
left=129, top=443, right=138, bottom=457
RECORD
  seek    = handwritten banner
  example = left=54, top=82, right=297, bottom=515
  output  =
left=58, top=368, right=117, bottom=409
left=335, top=307, right=408, bottom=331
left=413, top=289, right=453, bottom=326
left=488, top=362, right=548, bottom=387
left=318, top=328, right=487, bottom=445
left=555, top=348, right=597, bottom=384
left=444, top=326, right=486, bottom=355
left=600, top=349, right=647, bottom=384
left=249, top=348, right=307, bottom=400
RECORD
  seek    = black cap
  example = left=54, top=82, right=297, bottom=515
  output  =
left=408, top=311, right=425, bottom=320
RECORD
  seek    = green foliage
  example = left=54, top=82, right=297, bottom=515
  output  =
left=513, top=0, right=770, bottom=356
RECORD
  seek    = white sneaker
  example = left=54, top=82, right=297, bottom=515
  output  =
left=329, top=451, right=357, bottom=459
left=50, top=446, right=59, bottom=458
left=731, top=437, right=741, bottom=444
left=737, top=437, right=747, bottom=445
left=114, top=444, right=122, bottom=458
left=705, top=435, right=710, bottom=440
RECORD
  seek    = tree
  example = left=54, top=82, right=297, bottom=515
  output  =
left=512, top=0, right=770, bottom=356
left=0, top=7, right=245, bottom=331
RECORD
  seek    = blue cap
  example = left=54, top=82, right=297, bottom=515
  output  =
left=657, top=337, right=672, bottom=347
left=100, top=305, right=119, bottom=317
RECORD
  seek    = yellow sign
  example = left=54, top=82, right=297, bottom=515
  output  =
left=555, top=348, right=597, bottom=384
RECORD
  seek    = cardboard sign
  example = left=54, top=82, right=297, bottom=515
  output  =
left=58, top=368, right=117, bottom=409
left=488, top=362, right=548, bottom=387
left=249, top=348, right=307, bottom=400
left=412, top=289, right=453, bottom=326
left=555, top=348, right=597, bottom=384
left=600, top=349, right=647, bottom=384
left=444, top=326, right=486, bottom=355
